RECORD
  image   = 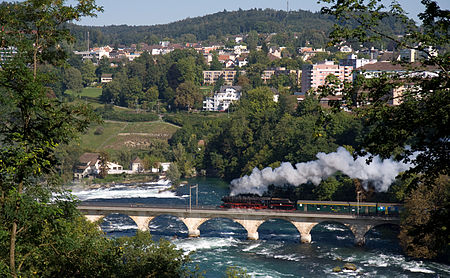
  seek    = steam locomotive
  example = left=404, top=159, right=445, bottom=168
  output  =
left=221, top=195, right=402, bottom=216
left=221, top=195, right=296, bottom=210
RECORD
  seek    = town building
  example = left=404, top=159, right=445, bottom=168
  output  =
left=130, top=157, right=144, bottom=173
left=339, top=54, right=377, bottom=70
left=301, top=61, right=353, bottom=93
left=73, top=153, right=160, bottom=179
left=355, top=61, right=439, bottom=106
left=100, top=74, right=113, bottom=83
left=203, top=69, right=241, bottom=85
left=203, top=86, right=242, bottom=111
left=73, top=153, right=101, bottom=180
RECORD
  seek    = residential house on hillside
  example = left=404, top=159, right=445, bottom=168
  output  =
left=203, top=86, right=242, bottom=111
left=131, top=157, right=144, bottom=173
left=73, top=153, right=102, bottom=180
left=235, top=57, right=248, bottom=67
left=73, top=153, right=130, bottom=179
left=101, top=73, right=113, bottom=83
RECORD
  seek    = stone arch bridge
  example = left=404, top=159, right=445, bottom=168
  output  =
left=78, top=204, right=399, bottom=246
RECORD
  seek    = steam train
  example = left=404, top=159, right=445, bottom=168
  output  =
left=221, top=195, right=402, bottom=216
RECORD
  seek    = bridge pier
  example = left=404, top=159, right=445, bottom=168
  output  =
left=181, top=217, right=208, bottom=238
left=234, top=219, right=264, bottom=240
left=129, top=216, right=154, bottom=232
left=292, top=222, right=317, bottom=243
left=347, top=223, right=373, bottom=246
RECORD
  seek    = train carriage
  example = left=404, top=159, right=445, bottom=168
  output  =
left=296, top=200, right=402, bottom=216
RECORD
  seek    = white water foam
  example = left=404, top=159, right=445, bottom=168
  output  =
left=323, top=224, right=348, bottom=232
left=243, top=243, right=261, bottom=252
left=72, top=184, right=186, bottom=201
left=102, top=223, right=137, bottom=232
left=402, top=261, right=436, bottom=274
left=174, top=237, right=239, bottom=253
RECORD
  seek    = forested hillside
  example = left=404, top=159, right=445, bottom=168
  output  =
left=68, top=8, right=409, bottom=48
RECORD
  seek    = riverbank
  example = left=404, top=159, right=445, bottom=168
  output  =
left=69, top=173, right=168, bottom=191
left=70, top=177, right=450, bottom=278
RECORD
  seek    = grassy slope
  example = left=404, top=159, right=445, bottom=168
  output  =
left=69, top=90, right=180, bottom=152
left=80, top=121, right=179, bottom=152
left=65, top=87, right=102, bottom=98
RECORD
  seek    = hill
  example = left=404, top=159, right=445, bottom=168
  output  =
left=68, top=8, right=408, bottom=48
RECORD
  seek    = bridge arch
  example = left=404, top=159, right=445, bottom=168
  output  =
left=365, top=223, right=401, bottom=251
left=310, top=221, right=356, bottom=246
left=100, top=213, right=139, bottom=236
left=258, top=218, right=301, bottom=242
left=199, top=217, right=248, bottom=239
left=148, top=214, right=189, bottom=238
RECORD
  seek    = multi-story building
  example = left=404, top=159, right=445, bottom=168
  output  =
left=203, top=86, right=242, bottom=111
left=355, top=61, right=438, bottom=106
left=261, top=67, right=302, bottom=85
left=301, top=61, right=353, bottom=93
left=203, top=69, right=242, bottom=85
left=339, top=54, right=377, bottom=70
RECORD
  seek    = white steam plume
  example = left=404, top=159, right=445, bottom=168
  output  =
left=230, top=147, right=415, bottom=196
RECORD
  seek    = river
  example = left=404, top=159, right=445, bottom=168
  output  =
left=73, top=177, right=450, bottom=277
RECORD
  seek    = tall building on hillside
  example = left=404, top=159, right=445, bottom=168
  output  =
left=301, top=61, right=353, bottom=93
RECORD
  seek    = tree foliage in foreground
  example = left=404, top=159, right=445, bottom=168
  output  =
left=320, top=0, right=449, bottom=181
left=320, top=0, right=449, bottom=260
left=0, top=1, right=199, bottom=277
left=399, top=175, right=450, bottom=261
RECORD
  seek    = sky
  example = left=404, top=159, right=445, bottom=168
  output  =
left=71, top=0, right=450, bottom=26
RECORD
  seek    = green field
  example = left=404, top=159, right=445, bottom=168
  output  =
left=65, top=87, right=103, bottom=98
left=79, top=121, right=179, bottom=152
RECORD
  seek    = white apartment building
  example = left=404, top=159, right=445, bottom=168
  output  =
left=203, top=86, right=242, bottom=112
left=339, top=54, right=377, bottom=69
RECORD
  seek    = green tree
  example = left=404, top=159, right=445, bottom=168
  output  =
left=314, top=177, right=341, bottom=200
left=63, top=67, right=83, bottom=94
left=0, top=1, right=102, bottom=276
left=98, top=152, right=109, bottom=178
left=95, top=56, right=112, bottom=78
left=80, top=59, right=97, bottom=87
left=210, top=52, right=223, bottom=70
left=174, top=81, right=202, bottom=110
left=166, top=163, right=182, bottom=186
left=320, top=0, right=449, bottom=260
left=399, top=175, right=450, bottom=261
left=213, top=74, right=225, bottom=92
left=115, top=231, right=193, bottom=278
left=246, top=30, right=259, bottom=51
left=142, top=85, right=159, bottom=103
